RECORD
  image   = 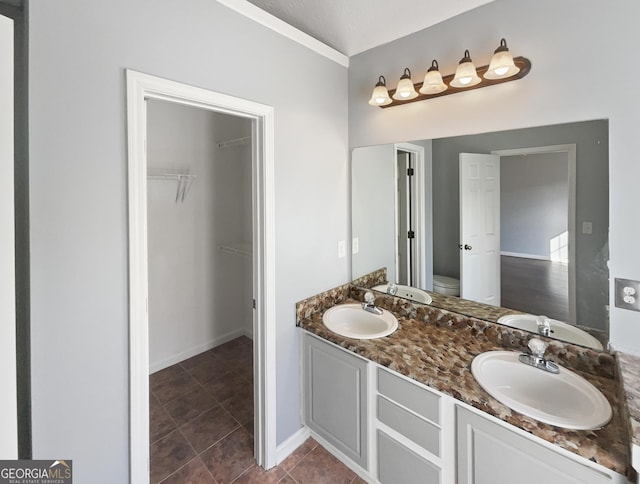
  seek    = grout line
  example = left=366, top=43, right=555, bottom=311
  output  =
left=149, top=406, right=179, bottom=446
left=155, top=455, right=199, bottom=484
left=151, top=340, right=255, bottom=482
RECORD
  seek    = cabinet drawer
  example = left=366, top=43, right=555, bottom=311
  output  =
left=378, top=430, right=441, bottom=484
left=377, top=396, right=440, bottom=457
left=377, top=367, right=440, bottom=424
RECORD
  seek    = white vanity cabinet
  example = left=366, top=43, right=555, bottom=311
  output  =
left=456, top=406, right=618, bottom=484
left=302, top=333, right=368, bottom=469
left=301, top=331, right=629, bottom=484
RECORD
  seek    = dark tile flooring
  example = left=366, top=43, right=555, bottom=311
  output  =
left=150, top=336, right=365, bottom=484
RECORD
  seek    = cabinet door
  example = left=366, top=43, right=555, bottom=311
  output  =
left=304, top=334, right=368, bottom=468
left=456, top=406, right=612, bottom=484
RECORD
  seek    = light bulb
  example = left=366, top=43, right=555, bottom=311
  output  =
left=484, top=39, right=520, bottom=80
left=450, top=50, right=481, bottom=88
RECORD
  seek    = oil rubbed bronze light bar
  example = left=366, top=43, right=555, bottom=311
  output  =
left=368, top=39, right=531, bottom=109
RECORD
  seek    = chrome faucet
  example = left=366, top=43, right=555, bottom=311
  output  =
left=519, top=338, right=559, bottom=374
left=387, top=282, right=398, bottom=296
left=536, top=316, right=553, bottom=337
left=362, top=291, right=383, bottom=315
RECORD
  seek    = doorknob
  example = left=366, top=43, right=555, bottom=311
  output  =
left=463, top=244, right=472, bottom=250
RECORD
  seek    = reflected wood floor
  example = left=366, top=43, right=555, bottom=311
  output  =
left=150, top=336, right=364, bottom=483
left=501, top=255, right=569, bottom=321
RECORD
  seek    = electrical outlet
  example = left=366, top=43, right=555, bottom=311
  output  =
left=615, top=278, right=640, bottom=311
left=352, top=237, right=359, bottom=254
left=582, top=221, right=593, bottom=235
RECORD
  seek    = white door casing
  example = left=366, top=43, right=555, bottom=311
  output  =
left=459, top=153, right=501, bottom=306
left=0, top=13, right=18, bottom=460
left=126, top=70, right=276, bottom=483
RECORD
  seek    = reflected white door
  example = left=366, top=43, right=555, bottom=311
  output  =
left=459, top=153, right=500, bottom=306
left=0, top=13, right=18, bottom=459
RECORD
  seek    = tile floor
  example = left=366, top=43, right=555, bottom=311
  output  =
left=150, top=336, right=366, bottom=483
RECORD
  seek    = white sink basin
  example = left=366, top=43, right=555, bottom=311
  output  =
left=322, top=303, right=398, bottom=339
left=497, top=314, right=603, bottom=350
left=373, top=284, right=432, bottom=304
left=471, top=351, right=612, bottom=430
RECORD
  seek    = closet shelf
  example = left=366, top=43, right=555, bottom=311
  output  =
left=217, top=136, right=251, bottom=149
left=217, top=242, right=252, bottom=258
left=147, top=172, right=196, bottom=203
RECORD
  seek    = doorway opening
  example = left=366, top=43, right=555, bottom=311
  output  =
left=146, top=100, right=255, bottom=481
left=493, top=145, right=576, bottom=322
left=394, top=143, right=431, bottom=291
left=127, top=71, right=276, bottom=483
left=459, top=145, right=576, bottom=320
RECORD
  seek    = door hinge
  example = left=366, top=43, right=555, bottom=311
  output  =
left=407, top=167, right=414, bottom=176
left=408, top=230, right=415, bottom=239
left=252, top=299, right=256, bottom=309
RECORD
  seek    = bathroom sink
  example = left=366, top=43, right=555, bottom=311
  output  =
left=471, top=351, right=612, bottom=430
left=322, top=303, right=398, bottom=339
left=373, top=284, right=432, bottom=304
left=497, top=314, right=603, bottom=350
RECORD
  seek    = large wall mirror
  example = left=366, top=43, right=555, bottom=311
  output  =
left=352, top=120, right=609, bottom=349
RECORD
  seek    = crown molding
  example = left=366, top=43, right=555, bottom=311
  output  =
left=216, top=0, right=349, bottom=68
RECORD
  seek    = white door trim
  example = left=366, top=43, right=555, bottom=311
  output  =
left=126, top=70, right=277, bottom=483
left=492, top=144, right=577, bottom=322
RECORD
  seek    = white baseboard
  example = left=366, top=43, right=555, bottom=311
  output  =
left=501, top=251, right=549, bottom=261
left=149, top=328, right=247, bottom=373
left=275, top=426, right=310, bottom=465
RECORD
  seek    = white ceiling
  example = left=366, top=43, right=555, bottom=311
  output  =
left=245, top=0, right=495, bottom=56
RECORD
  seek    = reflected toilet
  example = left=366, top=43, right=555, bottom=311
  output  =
left=433, top=275, right=460, bottom=296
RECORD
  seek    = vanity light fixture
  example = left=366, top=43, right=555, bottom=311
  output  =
left=450, top=50, right=481, bottom=88
left=392, top=68, right=419, bottom=100
left=367, top=75, right=392, bottom=106
left=419, top=60, right=448, bottom=95
left=484, top=38, right=520, bottom=79
left=369, top=38, right=531, bottom=108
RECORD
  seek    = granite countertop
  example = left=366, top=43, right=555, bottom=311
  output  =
left=618, top=352, right=640, bottom=471
left=297, top=288, right=631, bottom=477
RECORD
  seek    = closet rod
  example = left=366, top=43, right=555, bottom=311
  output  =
left=147, top=173, right=197, bottom=203
left=217, top=136, right=251, bottom=149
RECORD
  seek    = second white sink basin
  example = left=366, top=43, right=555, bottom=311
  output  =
left=373, top=284, right=432, bottom=304
left=322, top=303, right=398, bottom=339
left=497, top=314, right=603, bottom=350
left=472, top=351, right=612, bottom=430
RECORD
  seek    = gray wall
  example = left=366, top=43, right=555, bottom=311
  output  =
left=28, top=1, right=348, bottom=481
left=501, top=152, right=568, bottom=259
left=347, top=0, right=640, bottom=348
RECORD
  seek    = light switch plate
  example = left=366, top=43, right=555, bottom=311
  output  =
left=615, top=278, right=640, bottom=311
left=338, top=240, right=346, bottom=258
